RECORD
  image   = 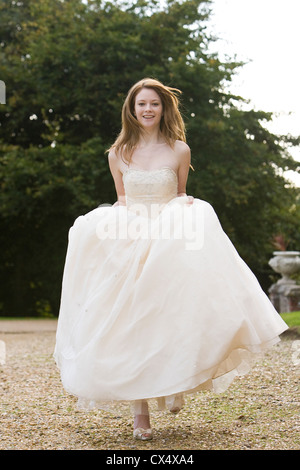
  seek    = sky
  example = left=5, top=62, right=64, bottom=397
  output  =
left=206, top=0, right=300, bottom=186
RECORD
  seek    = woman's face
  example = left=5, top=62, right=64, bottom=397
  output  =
left=134, top=88, right=163, bottom=130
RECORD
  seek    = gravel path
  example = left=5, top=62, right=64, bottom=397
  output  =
left=0, top=320, right=299, bottom=450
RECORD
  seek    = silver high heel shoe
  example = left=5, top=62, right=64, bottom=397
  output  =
left=133, top=427, right=153, bottom=440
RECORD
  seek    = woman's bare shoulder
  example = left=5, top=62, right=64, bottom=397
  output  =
left=108, top=147, right=129, bottom=176
left=108, top=147, right=118, bottom=161
left=174, top=140, right=191, bottom=163
left=108, top=147, right=121, bottom=172
left=174, top=140, right=190, bottom=154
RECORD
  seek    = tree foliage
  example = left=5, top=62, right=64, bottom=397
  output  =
left=0, top=0, right=299, bottom=315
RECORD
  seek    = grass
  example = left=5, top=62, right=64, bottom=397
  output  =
left=281, top=311, right=300, bottom=336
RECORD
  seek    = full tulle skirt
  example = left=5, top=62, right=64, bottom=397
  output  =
left=54, top=196, right=288, bottom=411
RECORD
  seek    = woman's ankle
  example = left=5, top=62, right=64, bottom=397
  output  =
left=134, top=413, right=151, bottom=430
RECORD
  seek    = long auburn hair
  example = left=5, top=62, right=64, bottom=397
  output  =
left=109, top=78, right=186, bottom=163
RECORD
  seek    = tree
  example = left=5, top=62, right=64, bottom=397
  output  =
left=0, top=137, right=111, bottom=315
left=0, top=0, right=299, bottom=315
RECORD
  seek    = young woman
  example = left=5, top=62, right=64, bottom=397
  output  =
left=54, top=78, right=288, bottom=441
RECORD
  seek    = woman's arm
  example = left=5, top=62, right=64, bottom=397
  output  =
left=108, top=150, right=126, bottom=206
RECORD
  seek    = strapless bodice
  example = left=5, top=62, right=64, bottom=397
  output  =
left=122, top=167, right=178, bottom=210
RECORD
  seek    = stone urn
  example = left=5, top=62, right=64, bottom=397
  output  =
left=269, top=251, right=300, bottom=312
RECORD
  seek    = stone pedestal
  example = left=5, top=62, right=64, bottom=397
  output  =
left=268, top=251, right=300, bottom=313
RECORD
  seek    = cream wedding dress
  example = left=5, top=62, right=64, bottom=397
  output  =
left=54, top=167, right=288, bottom=411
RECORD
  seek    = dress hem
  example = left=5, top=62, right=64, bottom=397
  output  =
left=55, top=334, right=284, bottom=414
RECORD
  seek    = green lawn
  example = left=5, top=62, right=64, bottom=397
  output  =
left=281, top=311, right=300, bottom=335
